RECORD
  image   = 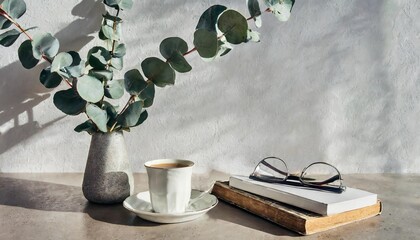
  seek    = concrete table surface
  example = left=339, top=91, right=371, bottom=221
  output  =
left=0, top=173, right=419, bottom=240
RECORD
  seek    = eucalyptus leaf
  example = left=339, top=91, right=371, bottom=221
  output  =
left=102, top=101, right=118, bottom=125
left=113, top=43, right=126, bottom=58
left=139, top=82, right=155, bottom=108
left=124, top=69, right=147, bottom=95
left=0, top=0, right=26, bottom=24
left=167, top=53, right=192, bottom=73
left=133, top=110, right=148, bottom=127
left=196, top=5, right=227, bottom=32
left=141, top=57, right=175, bottom=88
left=159, top=37, right=192, bottom=73
left=65, top=51, right=84, bottom=78
left=98, top=27, right=107, bottom=40
left=40, top=67, right=62, bottom=88
left=51, top=52, right=73, bottom=73
left=118, top=101, right=142, bottom=127
left=193, top=29, right=218, bottom=59
left=217, top=9, right=248, bottom=45
left=53, top=89, right=86, bottom=115
left=32, top=33, right=59, bottom=59
left=18, top=40, right=39, bottom=69
left=264, top=0, right=295, bottom=21
left=86, top=104, right=108, bottom=133
left=0, top=15, right=12, bottom=30
left=110, top=57, right=123, bottom=70
left=0, top=29, right=21, bottom=47
left=105, top=79, right=124, bottom=99
left=89, top=69, right=113, bottom=81
left=247, top=0, right=262, bottom=27
left=77, top=75, right=104, bottom=103
left=142, top=98, right=153, bottom=108
left=160, top=37, right=188, bottom=59
left=87, top=46, right=111, bottom=70
left=74, top=120, right=96, bottom=134
left=101, top=23, right=121, bottom=41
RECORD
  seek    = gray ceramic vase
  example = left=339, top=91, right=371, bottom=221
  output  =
left=82, top=131, right=134, bottom=204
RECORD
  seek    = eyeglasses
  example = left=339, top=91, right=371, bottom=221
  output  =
left=249, top=157, right=346, bottom=193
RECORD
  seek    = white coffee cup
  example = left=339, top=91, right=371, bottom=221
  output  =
left=144, top=159, right=194, bottom=214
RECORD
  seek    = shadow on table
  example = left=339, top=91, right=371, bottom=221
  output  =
left=0, top=177, right=158, bottom=227
left=207, top=201, right=299, bottom=237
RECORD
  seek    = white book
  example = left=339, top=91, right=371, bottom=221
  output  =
left=229, top=175, right=378, bottom=216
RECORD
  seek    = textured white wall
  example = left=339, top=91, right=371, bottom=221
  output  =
left=0, top=0, right=419, bottom=173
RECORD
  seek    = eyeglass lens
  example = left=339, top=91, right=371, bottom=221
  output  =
left=301, top=162, right=342, bottom=188
left=254, top=157, right=288, bottom=181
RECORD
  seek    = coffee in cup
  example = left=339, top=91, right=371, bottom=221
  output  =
left=144, top=159, right=194, bottom=214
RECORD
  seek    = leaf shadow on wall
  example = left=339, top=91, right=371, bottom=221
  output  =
left=0, top=0, right=104, bottom=157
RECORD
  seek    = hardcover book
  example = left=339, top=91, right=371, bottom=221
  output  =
left=229, top=175, right=378, bottom=216
left=212, top=181, right=382, bottom=235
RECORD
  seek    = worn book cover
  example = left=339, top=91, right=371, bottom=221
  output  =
left=212, top=181, right=382, bottom=235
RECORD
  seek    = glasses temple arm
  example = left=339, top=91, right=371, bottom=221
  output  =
left=260, top=160, right=289, bottom=176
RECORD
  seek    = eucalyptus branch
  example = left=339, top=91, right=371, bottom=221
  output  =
left=1, top=0, right=295, bottom=134
left=0, top=6, right=73, bottom=88
left=0, top=7, right=32, bottom=40
left=183, top=8, right=271, bottom=58
left=110, top=8, right=120, bottom=55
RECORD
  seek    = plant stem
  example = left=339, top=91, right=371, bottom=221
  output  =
left=183, top=47, right=197, bottom=57
left=110, top=8, right=120, bottom=55
left=0, top=7, right=73, bottom=88
left=109, top=95, right=134, bottom=132
left=0, top=7, right=32, bottom=40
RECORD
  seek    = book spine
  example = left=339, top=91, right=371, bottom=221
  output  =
left=212, top=182, right=308, bottom=235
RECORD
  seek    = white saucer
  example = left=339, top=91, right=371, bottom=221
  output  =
left=123, top=189, right=218, bottom=224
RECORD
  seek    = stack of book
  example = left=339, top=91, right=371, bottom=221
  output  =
left=211, top=175, right=382, bottom=235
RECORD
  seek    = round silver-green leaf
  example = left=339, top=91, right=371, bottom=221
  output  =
left=139, top=82, right=155, bottom=108
left=1, top=0, right=26, bottom=21
left=119, top=101, right=142, bottom=127
left=105, top=79, right=124, bottom=99
left=124, top=69, right=147, bottom=95
left=51, top=52, right=73, bottom=73
left=133, top=110, right=148, bottom=127
left=87, top=46, right=111, bottom=70
left=0, top=29, right=21, bottom=47
left=113, top=43, right=126, bottom=58
left=196, top=5, right=227, bottom=32
left=77, top=75, right=104, bottom=103
left=74, top=120, right=96, bottom=134
left=111, top=57, right=123, bottom=70
left=65, top=51, right=84, bottom=78
left=86, top=104, right=108, bottom=133
left=141, top=57, right=175, bottom=88
left=40, top=67, right=62, bottom=88
left=193, top=29, right=218, bottom=58
left=217, top=10, right=248, bottom=45
left=18, top=40, right=39, bottom=69
left=53, top=89, right=86, bottom=115
left=159, top=37, right=192, bottom=73
left=32, top=33, right=59, bottom=59
left=89, top=70, right=113, bottom=82
left=160, top=37, right=188, bottom=59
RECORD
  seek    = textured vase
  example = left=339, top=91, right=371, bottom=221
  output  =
left=82, top=131, right=134, bottom=204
